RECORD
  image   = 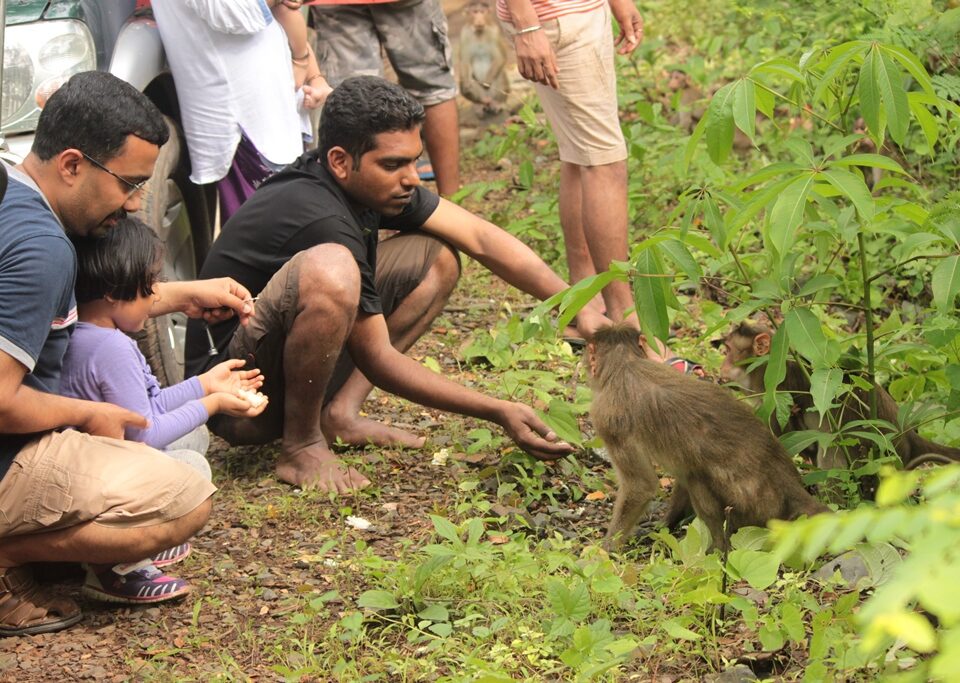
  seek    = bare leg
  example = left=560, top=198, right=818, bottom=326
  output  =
left=569, top=160, right=671, bottom=362
left=558, top=162, right=596, bottom=284
left=423, top=98, right=461, bottom=196
left=273, top=245, right=370, bottom=493
left=322, top=245, right=460, bottom=447
left=0, top=498, right=212, bottom=568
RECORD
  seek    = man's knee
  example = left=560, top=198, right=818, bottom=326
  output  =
left=139, top=495, right=212, bottom=555
left=430, top=243, right=461, bottom=295
left=298, top=244, right=361, bottom=308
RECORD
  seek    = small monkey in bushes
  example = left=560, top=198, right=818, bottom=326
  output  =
left=718, top=321, right=960, bottom=470
left=589, top=324, right=828, bottom=551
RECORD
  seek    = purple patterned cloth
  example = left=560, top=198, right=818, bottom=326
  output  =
left=216, top=133, right=275, bottom=225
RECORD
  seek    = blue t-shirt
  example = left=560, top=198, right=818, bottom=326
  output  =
left=0, top=168, right=77, bottom=479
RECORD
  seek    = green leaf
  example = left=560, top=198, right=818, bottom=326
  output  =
left=357, top=590, right=400, bottom=610
left=858, top=47, right=882, bottom=142
left=633, top=247, right=671, bottom=344
left=659, top=238, right=703, bottom=282
left=733, top=161, right=805, bottom=191
left=768, top=174, right=814, bottom=255
left=682, top=113, right=709, bottom=174
left=751, top=57, right=804, bottom=82
left=662, top=619, right=702, bottom=641
left=761, top=326, right=789, bottom=422
left=430, top=515, right=462, bottom=545
left=537, top=398, right=583, bottom=446
left=784, top=308, right=831, bottom=366
left=813, top=40, right=870, bottom=103
left=932, top=255, right=960, bottom=314
left=544, top=270, right=618, bottom=331
left=880, top=43, right=937, bottom=98
left=428, top=622, right=453, bottom=638
left=705, top=82, right=736, bottom=164
left=546, top=580, right=591, bottom=622
left=780, top=602, right=806, bottom=643
left=780, top=429, right=826, bottom=457
left=728, top=549, right=780, bottom=590
left=796, top=274, right=841, bottom=297
left=809, top=368, right=843, bottom=422
left=732, top=79, right=756, bottom=142
left=872, top=47, right=910, bottom=145
left=418, top=604, right=449, bottom=622
left=818, top=168, right=875, bottom=221
left=518, top=160, right=534, bottom=189
left=909, top=92, right=940, bottom=150
left=702, top=195, right=727, bottom=249
left=830, top=153, right=908, bottom=175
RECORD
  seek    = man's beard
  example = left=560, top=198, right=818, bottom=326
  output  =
left=91, top=208, right=128, bottom=237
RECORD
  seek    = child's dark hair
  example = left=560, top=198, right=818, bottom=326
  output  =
left=73, top=218, right=164, bottom=304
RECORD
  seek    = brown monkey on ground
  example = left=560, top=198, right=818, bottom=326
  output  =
left=458, top=1, right=510, bottom=117
left=589, top=324, right=828, bottom=551
left=718, top=321, right=960, bottom=471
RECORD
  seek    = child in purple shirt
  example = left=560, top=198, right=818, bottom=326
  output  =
left=60, top=218, right=267, bottom=604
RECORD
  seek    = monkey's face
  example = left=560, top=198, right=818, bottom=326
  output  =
left=468, top=5, right=489, bottom=29
left=718, top=332, right=752, bottom=383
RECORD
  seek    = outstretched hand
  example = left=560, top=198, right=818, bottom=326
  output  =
left=214, top=391, right=269, bottom=418
left=199, top=358, right=264, bottom=396
left=160, top=278, right=255, bottom=326
left=496, top=400, right=574, bottom=461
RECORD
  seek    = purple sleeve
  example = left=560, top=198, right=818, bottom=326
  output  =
left=155, top=376, right=205, bottom=413
left=91, top=333, right=209, bottom=449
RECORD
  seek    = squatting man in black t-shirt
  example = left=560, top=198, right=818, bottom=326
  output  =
left=186, top=76, right=608, bottom=494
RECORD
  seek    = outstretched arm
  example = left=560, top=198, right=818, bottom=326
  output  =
left=347, top=312, right=574, bottom=460
left=153, top=278, right=254, bottom=327
left=422, top=198, right=609, bottom=337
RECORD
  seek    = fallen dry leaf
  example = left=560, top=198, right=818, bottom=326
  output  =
left=488, top=535, right=510, bottom=545
left=585, top=491, right=607, bottom=501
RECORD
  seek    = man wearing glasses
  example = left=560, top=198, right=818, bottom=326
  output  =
left=0, top=71, right=252, bottom=635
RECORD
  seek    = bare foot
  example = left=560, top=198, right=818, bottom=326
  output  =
left=321, top=406, right=426, bottom=449
left=276, top=444, right=371, bottom=493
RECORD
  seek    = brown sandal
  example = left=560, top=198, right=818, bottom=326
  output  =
left=0, top=566, right=82, bottom=636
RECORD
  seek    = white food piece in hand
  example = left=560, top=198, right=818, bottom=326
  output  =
left=237, top=388, right=267, bottom=408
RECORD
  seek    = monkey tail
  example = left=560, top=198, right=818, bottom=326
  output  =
left=904, top=452, right=960, bottom=470
left=906, top=434, right=960, bottom=464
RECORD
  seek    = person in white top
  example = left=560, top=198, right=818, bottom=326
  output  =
left=151, top=0, right=330, bottom=222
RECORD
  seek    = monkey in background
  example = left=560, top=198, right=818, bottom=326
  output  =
left=718, top=321, right=960, bottom=471
left=458, top=0, right=510, bottom=117
left=589, top=324, right=828, bottom=551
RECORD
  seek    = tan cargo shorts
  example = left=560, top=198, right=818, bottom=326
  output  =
left=501, top=5, right=627, bottom=166
left=0, top=430, right=216, bottom=538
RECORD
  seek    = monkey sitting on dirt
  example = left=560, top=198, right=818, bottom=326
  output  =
left=589, top=324, right=828, bottom=551
left=718, top=321, right=960, bottom=471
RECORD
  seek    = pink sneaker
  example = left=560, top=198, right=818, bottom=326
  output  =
left=151, top=542, right=192, bottom=568
left=82, top=562, right=190, bottom=604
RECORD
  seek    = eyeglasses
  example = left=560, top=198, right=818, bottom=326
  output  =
left=80, top=151, right=148, bottom=199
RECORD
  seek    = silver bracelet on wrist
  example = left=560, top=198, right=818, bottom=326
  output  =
left=515, top=24, right=543, bottom=35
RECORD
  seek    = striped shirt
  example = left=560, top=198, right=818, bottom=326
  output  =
left=496, top=0, right=605, bottom=25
